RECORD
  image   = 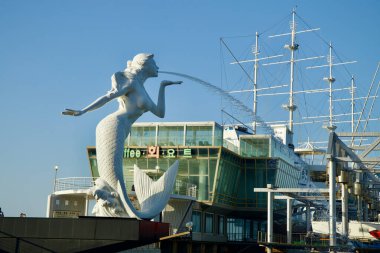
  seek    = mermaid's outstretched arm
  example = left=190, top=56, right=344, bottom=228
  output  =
left=149, top=80, right=182, bottom=118
left=62, top=73, right=132, bottom=116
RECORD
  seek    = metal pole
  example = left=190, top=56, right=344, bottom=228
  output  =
left=357, top=195, right=363, bottom=221
left=287, top=198, right=293, bottom=244
left=364, top=201, right=369, bottom=221
left=351, top=76, right=355, bottom=133
left=253, top=32, right=259, bottom=134
left=327, top=42, right=336, bottom=132
left=354, top=62, right=380, bottom=134
left=329, top=159, right=337, bottom=247
left=341, top=183, right=348, bottom=237
left=351, top=76, right=355, bottom=146
left=306, top=204, right=311, bottom=233
left=84, top=196, right=89, bottom=216
left=329, top=43, right=333, bottom=128
left=356, top=172, right=363, bottom=221
left=53, top=165, right=59, bottom=192
left=267, top=184, right=274, bottom=253
left=288, top=9, right=297, bottom=133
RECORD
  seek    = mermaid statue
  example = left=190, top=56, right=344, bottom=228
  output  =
left=63, top=53, right=182, bottom=219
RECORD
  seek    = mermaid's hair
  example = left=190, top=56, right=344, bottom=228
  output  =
left=111, top=53, right=154, bottom=93
left=126, top=53, right=154, bottom=73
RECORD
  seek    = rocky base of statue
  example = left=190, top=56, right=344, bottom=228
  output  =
left=88, top=178, right=129, bottom=217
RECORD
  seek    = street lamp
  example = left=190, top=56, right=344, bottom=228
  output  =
left=53, top=165, right=59, bottom=192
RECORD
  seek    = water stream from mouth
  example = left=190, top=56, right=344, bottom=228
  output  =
left=159, top=71, right=273, bottom=134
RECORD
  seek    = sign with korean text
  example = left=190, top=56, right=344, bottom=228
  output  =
left=123, top=146, right=193, bottom=159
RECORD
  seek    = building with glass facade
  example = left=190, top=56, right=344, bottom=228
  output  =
left=86, top=121, right=307, bottom=247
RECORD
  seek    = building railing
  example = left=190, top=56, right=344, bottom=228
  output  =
left=257, top=231, right=342, bottom=247
left=55, top=177, right=96, bottom=192
left=212, top=192, right=267, bottom=208
left=54, top=177, right=197, bottom=198
left=222, top=140, right=239, bottom=154
left=257, top=231, right=287, bottom=244
left=227, top=232, right=257, bottom=242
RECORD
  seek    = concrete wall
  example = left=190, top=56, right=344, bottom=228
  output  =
left=46, top=193, right=88, bottom=218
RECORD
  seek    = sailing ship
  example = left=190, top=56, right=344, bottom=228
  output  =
left=219, top=7, right=380, bottom=248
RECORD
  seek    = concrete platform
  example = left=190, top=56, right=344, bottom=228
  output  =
left=0, top=217, right=169, bottom=253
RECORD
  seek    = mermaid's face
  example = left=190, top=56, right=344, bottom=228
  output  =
left=143, top=58, right=159, bottom=77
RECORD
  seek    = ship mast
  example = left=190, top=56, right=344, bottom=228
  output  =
left=227, top=32, right=284, bottom=134
left=326, top=42, right=337, bottom=131
left=265, top=8, right=322, bottom=141
left=286, top=8, right=298, bottom=133
left=351, top=76, right=355, bottom=145
left=253, top=32, right=259, bottom=134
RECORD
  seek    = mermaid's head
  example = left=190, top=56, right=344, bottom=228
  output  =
left=125, top=53, right=158, bottom=77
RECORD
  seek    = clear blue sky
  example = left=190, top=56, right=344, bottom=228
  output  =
left=0, top=1, right=379, bottom=217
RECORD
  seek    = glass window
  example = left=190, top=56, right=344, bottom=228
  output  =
left=245, top=220, right=252, bottom=240
left=186, top=126, right=212, bottom=146
left=177, top=159, right=189, bottom=176
left=227, top=218, right=244, bottom=241
left=129, top=126, right=156, bottom=146
left=209, top=159, right=217, bottom=192
left=240, top=138, right=269, bottom=158
left=192, top=211, right=201, bottom=232
left=65, top=200, right=69, bottom=206
left=89, top=157, right=99, bottom=177
left=214, top=125, right=223, bottom=146
left=218, top=215, right=225, bottom=235
left=55, top=199, right=60, bottom=206
left=205, top=213, right=213, bottom=233
left=198, top=148, right=209, bottom=157
left=209, top=148, right=219, bottom=157
left=253, top=221, right=258, bottom=240
left=158, top=126, right=184, bottom=146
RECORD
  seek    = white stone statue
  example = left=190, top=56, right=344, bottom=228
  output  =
left=63, top=53, right=182, bottom=219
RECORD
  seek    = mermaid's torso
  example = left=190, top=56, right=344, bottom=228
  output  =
left=95, top=72, right=155, bottom=190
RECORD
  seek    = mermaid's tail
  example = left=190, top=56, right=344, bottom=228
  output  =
left=134, top=160, right=179, bottom=215
left=117, top=161, right=179, bottom=220
left=95, top=113, right=179, bottom=219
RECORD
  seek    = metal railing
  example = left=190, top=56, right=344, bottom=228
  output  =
left=223, top=140, right=239, bottom=154
left=54, top=177, right=96, bottom=192
left=257, top=231, right=336, bottom=247
left=292, top=233, right=330, bottom=246
left=227, top=232, right=257, bottom=242
left=212, top=192, right=259, bottom=207
left=257, top=231, right=287, bottom=244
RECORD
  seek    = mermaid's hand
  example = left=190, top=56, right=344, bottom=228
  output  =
left=62, top=109, right=84, bottom=116
left=160, top=80, right=183, bottom=86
